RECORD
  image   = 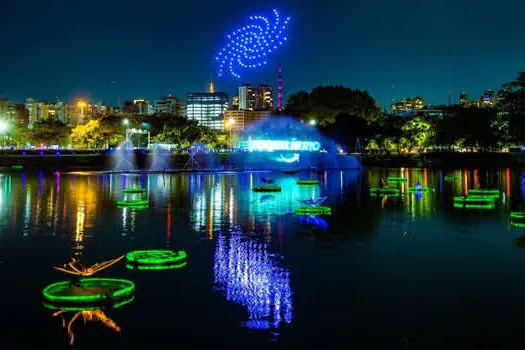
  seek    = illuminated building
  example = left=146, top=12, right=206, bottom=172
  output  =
left=0, top=98, right=16, bottom=122
left=231, top=96, right=239, bottom=109
left=239, top=83, right=274, bottom=111
left=481, top=89, right=495, bottom=108
left=459, top=92, right=469, bottom=106
left=25, top=98, right=49, bottom=126
left=223, top=110, right=270, bottom=132
left=213, top=226, right=293, bottom=329
left=215, top=9, right=291, bottom=79
left=187, top=83, right=228, bottom=131
left=48, top=100, right=67, bottom=123
left=391, top=96, right=426, bottom=114
left=238, top=83, right=255, bottom=110
left=155, top=95, right=184, bottom=117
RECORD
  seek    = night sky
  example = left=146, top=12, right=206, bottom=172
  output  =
left=1, top=0, right=524, bottom=109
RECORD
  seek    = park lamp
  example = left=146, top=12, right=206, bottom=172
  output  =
left=123, top=118, right=129, bottom=126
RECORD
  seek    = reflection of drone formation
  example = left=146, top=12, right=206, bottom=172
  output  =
left=53, top=309, right=121, bottom=345
left=214, top=225, right=292, bottom=330
left=53, top=256, right=124, bottom=276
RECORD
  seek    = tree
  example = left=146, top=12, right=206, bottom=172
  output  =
left=285, top=85, right=381, bottom=124
left=154, top=116, right=218, bottom=148
left=401, top=116, right=434, bottom=152
left=71, top=120, right=104, bottom=149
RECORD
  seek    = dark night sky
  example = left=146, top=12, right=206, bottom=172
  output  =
left=1, top=0, right=524, bottom=108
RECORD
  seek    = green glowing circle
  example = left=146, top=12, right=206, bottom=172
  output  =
left=468, top=189, right=500, bottom=198
left=453, top=196, right=495, bottom=210
left=295, top=206, right=331, bottom=216
left=369, top=187, right=400, bottom=194
left=297, top=180, right=320, bottom=185
left=252, top=185, right=282, bottom=192
left=122, top=188, right=146, bottom=194
left=126, top=250, right=187, bottom=270
left=116, top=199, right=149, bottom=207
left=444, top=176, right=458, bottom=180
left=42, top=278, right=135, bottom=309
left=408, top=187, right=431, bottom=192
left=11, top=165, right=23, bottom=170
left=387, top=177, right=407, bottom=184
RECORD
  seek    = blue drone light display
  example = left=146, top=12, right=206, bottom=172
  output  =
left=215, top=9, right=291, bottom=79
left=214, top=225, right=293, bottom=330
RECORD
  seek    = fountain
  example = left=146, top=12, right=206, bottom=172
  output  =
left=111, top=140, right=137, bottom=172
left=148, top=146, right=171, bottom=172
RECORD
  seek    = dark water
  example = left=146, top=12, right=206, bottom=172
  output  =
left=2, top=168, right=525, bottom=349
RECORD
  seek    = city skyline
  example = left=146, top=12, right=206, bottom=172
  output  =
left=0, top=0, right=524, bottom=107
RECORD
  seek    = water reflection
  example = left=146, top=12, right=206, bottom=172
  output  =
left=213, top=225, right=293, bottom=331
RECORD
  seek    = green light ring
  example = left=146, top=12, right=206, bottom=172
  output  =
left=468, top=189, right=500, bottom=195
left=117, top=205, right=148, bottom=210
left=453, top=196, right=495, bottom=205
left=43, top=296, right=135, bottom=311
left=42, top=278, right=135, bottom=304
left=126, top=262, right=187, bottom=271
left=408, top=187, right=431, bottom=192
left=122, top=188, right=146, bottom=194
left=295, top=206, right=331, bottom=215
left=126, top=250, right=187, bottom=266
left=387, top=177, right=407, bottom=184
left=511, top=221, right=525, bottom=228
left=297, top=180, right=320, bottom=185
left=444, top=176, right=458, bottom=180
left=370, top=187, right=400, bottom=194
left=12, top=165, right=24, bottom=170
left=117, top=200, right=149, bottom=207
left=252, top=186, right=282, bottom=192
left=370, top=193, right=400, bottom=198
left=453, top=203, right=495, bottom=210
left=510, top=212, right=525, bottom=219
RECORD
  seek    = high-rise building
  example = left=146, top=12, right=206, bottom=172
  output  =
left=231, top=96, right=239, bottom=109
left=238, top=83, right=255, bottom=110
left=134, top=99, right=153, bottom=115
left=25, top=98, right=49, bottom=126
left=481, top=90, right=495, bottom=107
left=459, top=92, right=469, bottom=106
left=0, top=98, right=16, bottom=121
left=255, top=84, right=274, bottom=110
left=239, top=83, right=274, bottom=111
left=155, top=95, right=184, bottom=117
left=48, top=100, right=67, bottom=123
left=14, top=104, right=29, bottom=126
left=187, top=82, right=228, bottom=131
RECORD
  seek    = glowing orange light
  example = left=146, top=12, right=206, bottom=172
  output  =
left=53, top=309, right=120, bottom=345
left=53, top=256, right=124, bottom=277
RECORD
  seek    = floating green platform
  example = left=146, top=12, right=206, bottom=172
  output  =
left=370, top=187, right=400, bottom=195
left=126, top=249, right=187, bottom=270
left=297, top=180, right=320, bottom=186
left=11, top=165, right=23, bottom=170
left=453, top=196, right=495, bottom=210
left=252, top=185, right=282, bottom=192
left=444, top=175, right=459, bottom=181
left=408, top=186, right=431, bottom=192
left=42, top=278, right=135, bottom=310
left=122, top=188, right=146, bottom=194
left=295, top=206, right=331, bottom=216
left=387, top=177, right=407, bottom=184
left=510, top=212, right=525, bottom=228
left=117, top=199, right=149, bottom=208
left=468, top=189, right=500, bottom=198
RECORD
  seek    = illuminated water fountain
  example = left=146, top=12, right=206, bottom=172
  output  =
left=111, top=140, right=137, bottom=172
left=148, top=146, right=172, bottom=171
left=213, top=225, right=292, bottom=330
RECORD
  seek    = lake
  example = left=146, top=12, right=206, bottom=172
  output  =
left=1, top=168, right=525, bottom=349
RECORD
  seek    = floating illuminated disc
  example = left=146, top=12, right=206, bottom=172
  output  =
left=297, top=180, right=320, bottom=186
left=253, top=185, right=282, bottom=192
left=117, top=199, right=149, bottom=208
left=408, top=186, right=431, bottom=192
left=444, top=175, right=458, bottom=181
left=510, top=212, right=525, bottom=228
left=42, top=278, right=135, bottom=310
left=122, top=188, right=146, bottom=194
left=453, top=196, right=495, bottom=210
left=468, top=189, right=500, bottom=198
left=11, top=165, right=23, bottom=170
left=295, top=206, right=331, bottom=216
left=126, top=250, right=187, bottom=270
left=387, top=177, right=407, bottom=184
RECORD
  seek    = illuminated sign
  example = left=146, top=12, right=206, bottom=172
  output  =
left=242, top=139, right=321, bottom=152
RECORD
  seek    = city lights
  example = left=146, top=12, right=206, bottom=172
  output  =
left=241, top=139, right=321, bottom=152
left=215, top=9, right=291, bottom=78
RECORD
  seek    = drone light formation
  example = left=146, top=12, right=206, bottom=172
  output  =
left=215, top=9, right=291, bottom=79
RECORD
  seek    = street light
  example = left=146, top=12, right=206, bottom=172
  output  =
left=123, top=119, right=130, bottom=141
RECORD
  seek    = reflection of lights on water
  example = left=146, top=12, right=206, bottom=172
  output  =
left=213, top=226, right=293, bottom=330
left=23, top=186, right=31, bottom=236
left=75, top=201, right=85, bottom=242
left=299, top=215, right=328, bottom=231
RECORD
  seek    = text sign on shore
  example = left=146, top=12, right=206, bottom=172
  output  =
left=244, top=139, right=321, bottom=152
